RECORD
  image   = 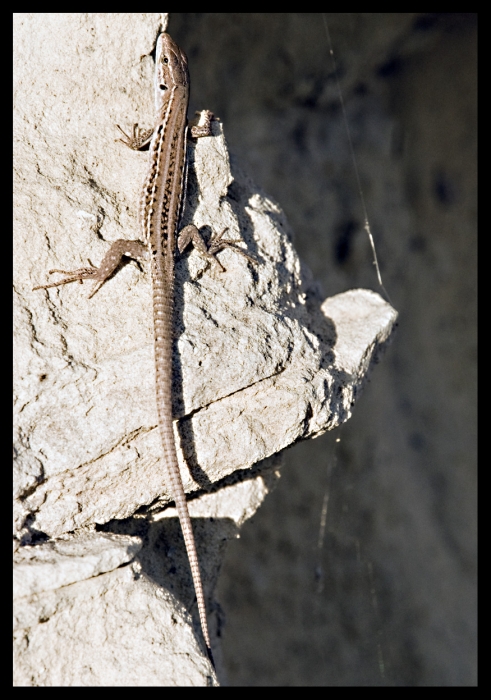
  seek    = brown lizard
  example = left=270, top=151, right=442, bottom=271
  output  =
left=34, top=29, right=254, bottom=670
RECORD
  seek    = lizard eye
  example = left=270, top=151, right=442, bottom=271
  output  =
left=160, top=84, right=168, bottom=91
left=163, top=57, right=169, bottom=64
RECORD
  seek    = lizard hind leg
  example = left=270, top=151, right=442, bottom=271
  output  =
left=33, top=239, right=148, bottom=298
left=177, top=224, right=257, bottom=272
left=207, top=227, right=257, bottom=266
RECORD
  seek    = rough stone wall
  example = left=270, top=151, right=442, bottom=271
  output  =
left=14, top=13, right=399, bottom=686
left=14, top=13, right=476, bottom=686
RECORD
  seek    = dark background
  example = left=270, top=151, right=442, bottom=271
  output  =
left=170, top=13, right=477, bottom=686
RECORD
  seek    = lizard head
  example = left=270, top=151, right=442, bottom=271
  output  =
left=155, top=33, right=189, bottom=109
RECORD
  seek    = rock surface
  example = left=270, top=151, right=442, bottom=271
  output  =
left=13, top=13, right=397, bottom=686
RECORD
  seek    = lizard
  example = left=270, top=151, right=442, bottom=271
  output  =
left=34, top=29, right=254, bottom=670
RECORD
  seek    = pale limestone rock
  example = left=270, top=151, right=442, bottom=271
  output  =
left=13, top=13, right=397, bottom=686
left=13, top=533, right=214, bottom=687
left=13, top=531, right=142, bottom=598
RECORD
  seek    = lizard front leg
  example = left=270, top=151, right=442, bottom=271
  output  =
left=115, top=123, right=154, bottom=151
left=188, top=110, right=215, bottom=139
